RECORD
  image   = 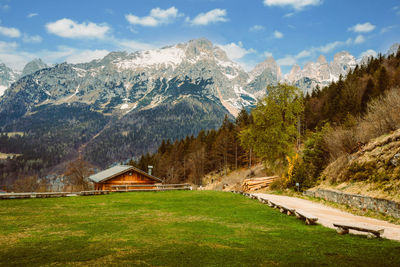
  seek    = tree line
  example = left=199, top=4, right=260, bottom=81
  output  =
left=129, top=111, right=254, bottom=185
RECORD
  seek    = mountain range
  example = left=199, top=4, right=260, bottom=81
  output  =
left=0, top=39, right=398, bottom=171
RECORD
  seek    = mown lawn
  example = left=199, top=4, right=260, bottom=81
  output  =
left=0, top=191, right=399, bottom=266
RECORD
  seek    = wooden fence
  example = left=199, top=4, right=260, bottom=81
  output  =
left=111, top=183, right=192, bottom=192
left=0, top=184, right=191, bottom=200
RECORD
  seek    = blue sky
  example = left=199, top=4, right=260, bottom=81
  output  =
left=0, top=0, right=399, bottom=73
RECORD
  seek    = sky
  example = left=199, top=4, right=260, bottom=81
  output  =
left=0, top=0, right=399, bottom=73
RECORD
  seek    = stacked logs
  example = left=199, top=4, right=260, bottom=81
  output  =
left=242, top=176, right=279, bottom=191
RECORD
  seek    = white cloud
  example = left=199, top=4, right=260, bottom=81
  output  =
left=273, top=30, right=284, bottom=39
left=125, top=7, right=179, bottom=27
left=27, top=13, right=38, bottom=18
left=393, top=6, right=400, bottom=15
left=277, top=48, right=312, bottom=66
left=381, top=25, right=397, bottom=34
left=0, top=25, right=21, bottom=38
left=0, top=32, right=159, bottom=70
left=0, top=53, right=32, bottom=70
left=277, top=38, right=355, bottom=67
left=217, top=41, right=256, bottom=60
left=119, top=40, right=157, bottom=51
left=65, top=49, right=109, bottom=64
left=0, top=41, right=18, bottom=52
left=354, top=35, right=365, bottom=44
left=23, top=33, right=42, bottom=43
left=264, top=51, right=273, bottom=58
left=296, top=49, right=311, bottom=58
left=37, top=46, right=76, bottom=63
left=319, top=40, right=343, bottom=53
left=348, top=22, right=376, bottom=33
left=250, top=25, right=265, bottom=32
left=46, top=18, right=110, bottom=39
left=360, top=49, right=377, bottom=59
left=126, top=15, right=157, bottom=27
left=0, top=4, right=9, bottom=11
left=187, top=8, right=228, bottom=26
left=37, top=47, right=110, bottom=66
left=277, top=55, right=297, bottom=66
left=284, top=12, right=295, bottom=17
left=263, top=0, right=322, bottom=10
left=0, top=41, right=34, bottom=70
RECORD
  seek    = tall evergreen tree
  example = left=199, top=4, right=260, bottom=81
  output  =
left=361, top=78, right=375, bottom=112
left=240, top=84, right=304, bottom=167
left=377, top=66, right=389, bottom=93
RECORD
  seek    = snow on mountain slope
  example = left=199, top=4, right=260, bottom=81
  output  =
left=0, top=62, right=19, bottom=97
left=283, top=51, right=357, bottom=94
left=0, top=39, right=255, bottom=117
left=0, top=85, right=7, bottom=96
left=114, top=46, right=186, bottom=70
left=1, top=39, right=396, bottom=116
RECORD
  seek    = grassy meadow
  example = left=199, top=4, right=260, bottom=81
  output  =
left=0, top=191, right=399, bottom=266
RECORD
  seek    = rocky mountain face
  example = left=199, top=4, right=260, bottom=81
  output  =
left=0, top=63, right=19, bottom=96
left=0, top=58, right=48, bottom=97
left=0, top=39, right=366, bottom=118
left=246, top=56, right=281, bottom=98
left=283, top=52, right=357, bottom=94
left=0, top=39, right=254, bottom=119
left=21, top=58, right=48, bottom=78
left=386, top=43, right=400, bottom=57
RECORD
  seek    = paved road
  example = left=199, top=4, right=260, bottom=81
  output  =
left=253, top=193, right=400, bottom=241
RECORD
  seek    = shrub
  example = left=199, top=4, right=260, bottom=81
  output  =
left=323, top=87, right=400, bottom=163
left=357, top=87, right=400, bottom=143
left=284, top=154, right=311, bottom=190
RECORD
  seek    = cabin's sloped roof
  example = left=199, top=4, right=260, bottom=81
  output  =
left=88, top=165, right=162, bottom=183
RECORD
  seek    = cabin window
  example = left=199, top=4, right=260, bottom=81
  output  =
left=129, top=172, right=132, bottom=176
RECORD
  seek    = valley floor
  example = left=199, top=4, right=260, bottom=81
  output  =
left=0, top=191, right=399, bottom=266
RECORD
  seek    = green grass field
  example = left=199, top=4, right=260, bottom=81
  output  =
left=0, top=191, right=399, bottom=266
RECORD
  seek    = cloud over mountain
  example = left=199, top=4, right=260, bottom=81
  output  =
left=125, top=7, right=180, bottom=27
left=263, top=0, right=322, bottom=10
left=186, top=9, right=228, bottom=26
left=348, top=22, right=376, bottom=33
left=46, top=18, right=110, bottom=39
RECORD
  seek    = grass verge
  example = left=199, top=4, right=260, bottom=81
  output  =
left=0, top=191, right=399, bottom=266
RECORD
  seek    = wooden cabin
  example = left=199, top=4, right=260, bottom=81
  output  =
left=89, top=165, right=163, bottom=191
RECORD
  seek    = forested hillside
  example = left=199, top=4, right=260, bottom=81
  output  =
left=305, top=51, right=400, bottom=128
left=0, top=103, right=109, bottom=186
left=130, top=112, right=251, bottom=185
left=133, top=48, right=400, bottom=190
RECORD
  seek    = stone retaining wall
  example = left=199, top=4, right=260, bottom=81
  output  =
left=303, top=188, right=400, bottom=218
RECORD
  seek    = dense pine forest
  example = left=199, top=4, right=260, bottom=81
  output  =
left=130, top=112, right=252, bottom=185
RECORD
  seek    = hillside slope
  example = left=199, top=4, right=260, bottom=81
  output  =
left=319, top=129, right=400, bottom=202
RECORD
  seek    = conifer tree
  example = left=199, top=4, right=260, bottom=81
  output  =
left=240, top=84, right=304, bottom=167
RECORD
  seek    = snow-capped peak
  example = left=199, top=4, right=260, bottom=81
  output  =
left=114, top=45, right=186, bottom=70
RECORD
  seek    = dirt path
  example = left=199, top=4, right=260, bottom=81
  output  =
left=253, top=193, right=400, bottom=241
